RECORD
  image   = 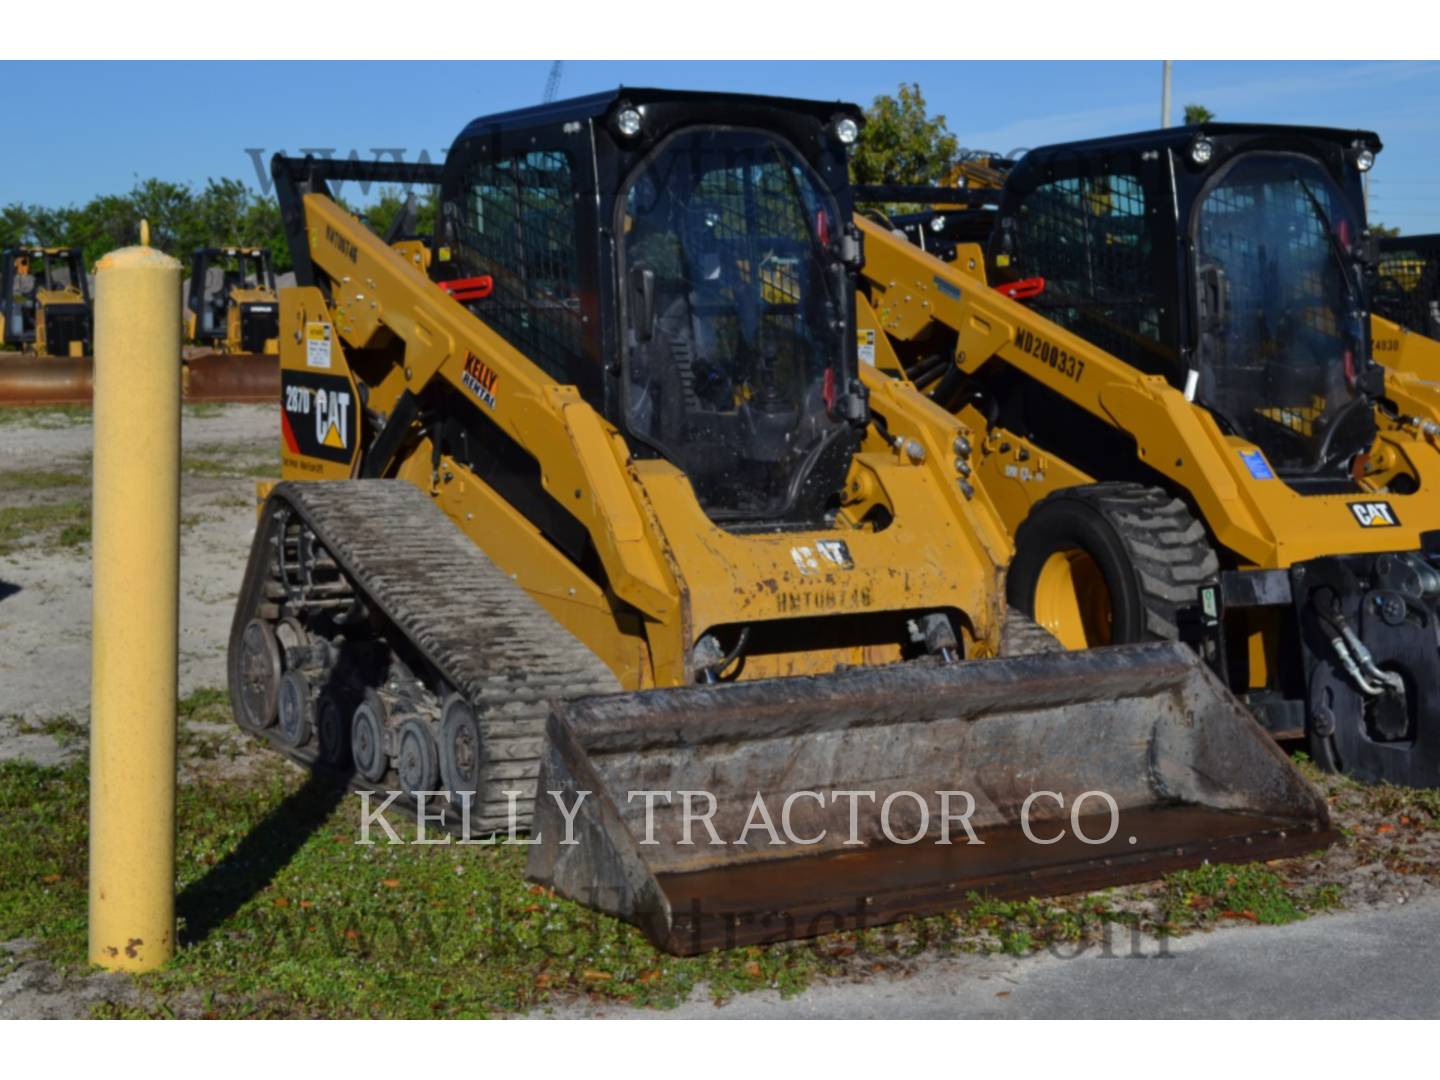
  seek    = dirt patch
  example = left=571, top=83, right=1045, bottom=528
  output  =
left=0, top=404, right=276, bottom=763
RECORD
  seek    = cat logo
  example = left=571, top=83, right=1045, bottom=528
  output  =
left=790, top=539, right=855, bottom=575
left=315, top=387, right=351, bottom=450
left=281, top=370, right=358, bottom=467
left=1349, top=501, right=1400, bottom=528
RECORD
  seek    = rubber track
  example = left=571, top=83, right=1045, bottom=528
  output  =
left=1029, top=481, right=1219, bottom=640
left=243, top=479, right=620, bottom=831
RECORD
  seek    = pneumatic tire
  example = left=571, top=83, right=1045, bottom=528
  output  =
left=1007, top=482, right=1218, bottom=650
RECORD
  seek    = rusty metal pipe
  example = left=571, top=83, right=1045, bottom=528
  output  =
left=0, top=351, right=277, bottom=407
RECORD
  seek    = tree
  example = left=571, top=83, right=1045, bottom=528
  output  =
left=1370, top=222, right=1402, bottom=238
left=1183, top=103, right=1215, bottom=125
left=356, top=185, right=440, bottom=242
left=851, top=83, right=959, bottom=186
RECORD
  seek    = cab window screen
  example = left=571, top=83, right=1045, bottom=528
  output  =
left=1374, top=240, right=1440, bottom=338
left=1193, top=153, right=1368, bottom=473
left=619, top=127, right=849, bottom=523
left=457, top=150, right=583, bottom=381
left=1012, top=172, right=1171, bottom=374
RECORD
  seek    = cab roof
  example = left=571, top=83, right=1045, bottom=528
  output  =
left=452, top=86, right=862, bottom=145
left=1017, top=122, right=1382, bottom=164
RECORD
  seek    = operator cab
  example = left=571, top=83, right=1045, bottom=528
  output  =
left=986, top=125, right=1383, bottom=490
left=435, top=89, right=869, bottom=529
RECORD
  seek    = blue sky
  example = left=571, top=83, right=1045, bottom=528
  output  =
left=6, top=60, right=1439, bottom=233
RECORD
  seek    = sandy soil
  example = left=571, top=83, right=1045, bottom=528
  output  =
left=0, top=404, right=276, bottom=765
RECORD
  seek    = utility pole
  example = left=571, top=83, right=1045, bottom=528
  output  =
left=1161, top=61, right=1173, bottom=129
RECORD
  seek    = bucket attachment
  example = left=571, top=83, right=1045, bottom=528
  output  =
left=528, top=642, right=1334, bottom=954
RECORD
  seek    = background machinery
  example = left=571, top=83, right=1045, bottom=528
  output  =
left=226, top=91, right=1329, bottom=952
left=1371, top=233, right=1440, bottom=375
left=0, top=243, right=276, bottom=406
left=1, top=246, right=91, bottom=357
left=860, top=123, right=1440, bottom=788
left=186, top=246, right=280, bottom=356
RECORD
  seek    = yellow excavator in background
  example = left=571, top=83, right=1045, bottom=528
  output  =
left=859, top=124, right=1440, bottom=789
left=185, top=247, right=280, bottom=355
left=226, top=90, right=1328, bottom=954
left=1371, top=233, right=1440, bottom=376
left=1, top=247, right=91, bottom=357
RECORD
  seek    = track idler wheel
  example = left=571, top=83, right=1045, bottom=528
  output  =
left=351, top=690, right=391, bottom=784
left=277, top=670, right=315, bottom=749
left=439, top=695, right=482, bottom=799
left=396, top=717, right=440, bottom=798
left=235, top=619, right=282, bottom=732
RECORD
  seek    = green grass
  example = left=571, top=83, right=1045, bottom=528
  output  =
left=0, top=499, right=90, bottom=555
left=0, top=468, right=87, bottom=491
left=181, top=453, right=280, bottom=480
left=0, top=757, right=845, bottom=1017
left=1160, top=862, right=1343, bottom=927
left=6, top=714, right=87, bottom=747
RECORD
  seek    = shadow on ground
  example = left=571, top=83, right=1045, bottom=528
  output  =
left=177, top=770, right=349, bottom=946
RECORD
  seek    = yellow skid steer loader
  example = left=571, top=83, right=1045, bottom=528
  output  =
left=859, top=123, right=1440, bottom=789
left=229, top=93, right=1328, bottom=953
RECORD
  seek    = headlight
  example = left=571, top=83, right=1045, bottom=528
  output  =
left=1354, top=147, right=1375, bottom=172
left=834, top=117, right=859, bottom=146
left=1189, top=137, right=1214, bottom=166
left=615, top=106, right=643, bottom=138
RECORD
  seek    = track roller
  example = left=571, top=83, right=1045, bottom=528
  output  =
left=396, top=717, right=440, bottom=797
left=277, top=670, right=315, bottom=748
left=351, top=690, right=391, bottom=783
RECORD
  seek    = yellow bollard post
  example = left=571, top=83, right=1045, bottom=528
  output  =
left=88, top=222, right=182, bottom=972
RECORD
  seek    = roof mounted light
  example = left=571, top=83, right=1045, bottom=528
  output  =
left=1188, top=137, right=1214, bottom=167
left=833, top=116, right=860, bottom=146
left=614, top=105, right=643, bottom=139
left=1353, top=146, right=1375, bottom=172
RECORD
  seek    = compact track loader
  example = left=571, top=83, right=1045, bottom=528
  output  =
left=860, top=123, right=1440, bottom=788
left=186, top=247, right=280, bottom=356
left=1371, top=233, right=1440, bottom=376
left=1, top=247, right=91, bottom=357
left=228, top=93, right=1329, bottom=952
